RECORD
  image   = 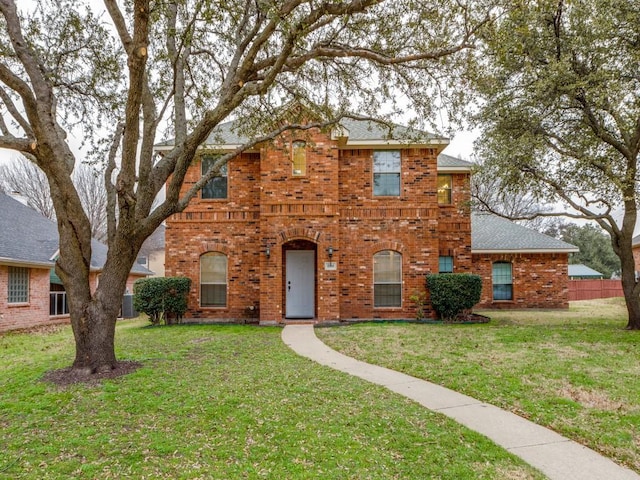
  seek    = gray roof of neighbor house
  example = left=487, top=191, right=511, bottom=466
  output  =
left=633, top=234, right=640, bottom=247
left=0, top=192, right=151, bottom=275
left=471, top=213, right=579, bottom=253
left=568, top=264, right=603, bottom=278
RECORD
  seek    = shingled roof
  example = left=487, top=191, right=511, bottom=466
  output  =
left=155, top=117, right=469, bottom=169
left=471, top=213, right=578, bottom=253
left=0, top=192, right=151, bottom=274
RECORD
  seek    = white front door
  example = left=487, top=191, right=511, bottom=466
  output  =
left=286, top=250, right=315, bottom=318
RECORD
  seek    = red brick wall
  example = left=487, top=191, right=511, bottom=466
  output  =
left=165, top=130, right=476, bottom=323
left=473, top=253, right=570, bottom=309
left=0, top=266, right=148, bottom=333
left=0, top=265, right=67, bottom=332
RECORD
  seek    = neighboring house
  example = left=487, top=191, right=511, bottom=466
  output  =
left=136, top=224, right=165, bottom=278
left=0, top=192, right=151, bottom=333
left=568, top=264, right=604, bottom=280
left=158, top=116, right=577, bottom=324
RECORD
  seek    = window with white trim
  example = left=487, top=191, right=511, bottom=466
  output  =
left=373, top=150, right=401, bottom=196
left=201, top=252, right=227, bottom=307
left=492, top=262, right=513, bottom=300
left=374, top=250, right=402, bottom=307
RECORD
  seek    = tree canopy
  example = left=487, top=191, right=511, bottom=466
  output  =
left=0, top=0, right=494, bottom=373
left=468, top=0, right=640, bottom=328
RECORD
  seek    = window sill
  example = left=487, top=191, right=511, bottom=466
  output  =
left=8, top=302, right=30, bottom=308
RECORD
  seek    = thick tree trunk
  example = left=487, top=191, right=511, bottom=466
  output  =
left=71, top=306, right=118, bottom=373
left=62, top=233, right=140, bottom=374
left=619, top=248, right=640, bottom=330
left=613, top=201, right=640, bottom=330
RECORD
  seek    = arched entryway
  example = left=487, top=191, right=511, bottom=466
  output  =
left=283, top=240, right=317, bottom=319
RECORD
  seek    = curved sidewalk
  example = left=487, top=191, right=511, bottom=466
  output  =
left=282, top=324, right=640, bottom=480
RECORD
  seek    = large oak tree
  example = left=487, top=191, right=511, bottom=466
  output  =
left=0, top=0, right=491, bottom=374
left=469, top=0, right=640, bottom=329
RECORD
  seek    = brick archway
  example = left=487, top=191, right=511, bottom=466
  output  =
left=277, top=227, right=322, bottom=245
left=197, top=241, right=231, bottom=256
left=369, top=240, right=404, bottom=255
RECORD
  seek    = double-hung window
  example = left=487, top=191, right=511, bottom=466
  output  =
left=492, top=262, right=513, bottom=300
left=201, top=252, right=227, bottom=307
left=201, top=155, right=228, bottom=199
left=8, top=266, right=29, bottom=303
left=374, top=250, right=402, bottom=307
left=373, top=151, right=401, bottom=196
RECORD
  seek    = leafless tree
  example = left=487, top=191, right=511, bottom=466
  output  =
left=0, top=156, right=55, bottom=219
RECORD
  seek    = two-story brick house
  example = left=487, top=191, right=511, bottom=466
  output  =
left=160, top=117, right=576, bottom=324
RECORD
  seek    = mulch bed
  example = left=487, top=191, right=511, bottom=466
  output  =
left=42, top=361, right=143, bottom=387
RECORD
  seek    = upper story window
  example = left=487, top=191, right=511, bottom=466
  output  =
left=437, top=174, right=452, bottom=205
left=8, top=266, right=29, bottom=303
left=373, top=150, right=401, bottom=196
left=439, top=256, right=454, bottom=273
left=373, top=250, right=402, bottom=307
left=292, top=140, right=307, bottom=176
left=201, top=155, right=228, bottom=199
left=201, top=252, right=227, bottom=307
left=492, top=261, right=513, bottom=301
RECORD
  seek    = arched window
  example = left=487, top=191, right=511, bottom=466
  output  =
left=492, top=262, right=513, bottom=301
left=292, top=140, right=307, bottom=176
left=374, top=250, right=402, bottom=307
left=201, top=252, right=227, bottom=307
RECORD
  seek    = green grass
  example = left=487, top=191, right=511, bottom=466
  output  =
left=316, top=298, right=640, bottom=474
left=0, top=320, right=543, bottom=479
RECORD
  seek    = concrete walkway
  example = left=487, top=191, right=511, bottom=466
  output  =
left=282, top=325, right=640, bottom=480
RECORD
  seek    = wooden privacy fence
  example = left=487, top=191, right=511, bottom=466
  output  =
left=568, top=279, right=624, bottom=301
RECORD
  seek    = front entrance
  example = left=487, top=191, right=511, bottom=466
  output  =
left=285, top=250, right=315, bottom=318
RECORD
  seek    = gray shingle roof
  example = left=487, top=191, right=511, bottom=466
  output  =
left=0, top=192, right=150, bottom=275
left=437, top=153, right=473, bottom=170
left=471, top=213, right=578, bottom=253
left=156, top=117, right=448, bottom=148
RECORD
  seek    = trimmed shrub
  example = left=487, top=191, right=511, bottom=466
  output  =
left=133, top=277, right=192, bottom=325
left=426, top=273, right=482, bottom=321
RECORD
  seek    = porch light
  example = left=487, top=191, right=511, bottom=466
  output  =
left=326, top=246, right=334, bottom=259
left=266, top=246, right=271, bottom=259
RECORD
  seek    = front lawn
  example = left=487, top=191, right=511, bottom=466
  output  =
left=316, top=298, right=640, bottom=474
left=0, top=320, right=543, bottom=479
